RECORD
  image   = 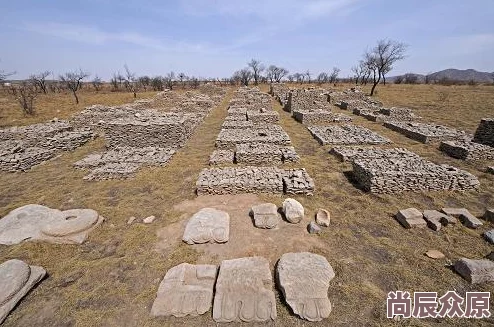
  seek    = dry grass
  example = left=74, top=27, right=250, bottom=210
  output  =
left=0, top=84, right=493, bottom=326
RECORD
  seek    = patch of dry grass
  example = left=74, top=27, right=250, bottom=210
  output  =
left=0, top=84, right=493, bottom=326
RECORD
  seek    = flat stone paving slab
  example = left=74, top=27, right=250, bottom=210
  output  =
left=182, top=208, right=230, bottom=244
left=441, top=208, right=482, bottom=229
left=151, top=263, right=217, bottom=317
left=396, top=208, right=426, bottom=229
left=0, top=259, right=46, bottom=324
left=277, top=252, right=335, bottom=321
left=213, top=257, right=276, bottom=323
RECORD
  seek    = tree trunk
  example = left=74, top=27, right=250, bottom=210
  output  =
left=383, top=75, right=386, bottom=85
left=370, top=73, right=381, bottom=96
left=73, top=90, right=79, bottom=104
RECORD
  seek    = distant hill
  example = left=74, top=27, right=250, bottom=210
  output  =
left=390, top=69, right=494, bottom=84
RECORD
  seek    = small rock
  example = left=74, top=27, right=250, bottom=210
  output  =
left=308, top=222, right=321, bottom=234
left=485, top=252, right=494, bottom=261
left=282, top=198, right=304, bottom=224
left=425, top=250, right=445, bottom=259
left=395, top=208, right=426, bottom=229
left=484, top=209, right=494, bottom=223
left=315, top=209, right=330, bottom=227
left=483, top=230, right=494, bottom=244
left=454, top=258, right=494, bottom=284
left=488, top=167, right=494, bottom=174
left=143, top=215, right=156, bottom=224
left=127, top=216, right=136, bottom=225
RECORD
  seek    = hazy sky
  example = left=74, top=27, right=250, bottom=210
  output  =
left=1, top=0, right=493, bottom=80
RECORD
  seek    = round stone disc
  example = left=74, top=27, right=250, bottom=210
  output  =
left=0, top=259, right=31, bottom=306
left=41, top=209, right=99, bottom=237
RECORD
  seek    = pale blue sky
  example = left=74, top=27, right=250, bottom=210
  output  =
left=1, top=0, right=493, bottom=80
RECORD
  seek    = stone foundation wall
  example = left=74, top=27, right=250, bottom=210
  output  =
left=292, top=110, right=352, bottom=125
left=308, top=124, right=391, bottom=145
left=384, top=121, right=469, bottom=143
left=215, top=126, right=291, bottom=149
left=473, top=118, right=494, bottom=147
left=439, top=140, right=494, bottom=160
left=196, top=167, right=314, bottom=195
left=352, top=151, right=480, bottom=193
left=235, top=143, right=299, bottom=165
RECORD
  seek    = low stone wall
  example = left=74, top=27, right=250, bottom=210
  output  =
left=352, top=150, right=480, bottom=193
left=330, top=146, right=411, bottom=162
left=473, top=118, right=494, bottom=147
left=103, top=115, right=196, bottom=148
left=0, top=121, right=95, bottom=172
left=246, top=110, right=279, bottom=124
left=74, top=146, right=176, bottom=180
left=235, top=143, right=299, bottom=165
left=439, top=139, right=494, bottom=160
left=215, top=126, right=291, bottom=149
left=292, top=110, right=352, bottom=125
left=196, top=167, right=314, bottom=195
left=384, top=121, right=469, bottom=143
left=308, top=124, right=391, bottom=145
left=209, top=150, right=235, bottom=165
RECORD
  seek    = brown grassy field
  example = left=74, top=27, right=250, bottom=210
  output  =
left=0, top=83, right=493, bottom=326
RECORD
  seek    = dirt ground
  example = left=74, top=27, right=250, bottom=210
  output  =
left=0, top=84, right=493, bottom=326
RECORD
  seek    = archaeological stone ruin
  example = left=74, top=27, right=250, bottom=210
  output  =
left=0, top=120, right=94, bottom=172
left=384, top=121, right=470, bottom=144
left=73, top=85, right=226, bottom=180
left=196, top=87, right=315, bottom=195
left=308, top=124, right=391, bottom=145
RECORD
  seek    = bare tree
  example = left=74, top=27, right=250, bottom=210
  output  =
left=92, top=75, right=103, bottom=91
left=29, top=71, right=51, bottom=94
left=151, top=76, right=164, bottom=91
left=164, top=72, right=175, bottom=90
left=12, top=81, right=38, bottom=115
left=403, top=73, right=418, bottom=84
left=177, top=72, right=188, bottom=89
left=247, top=59, right=265, bottom=85
left=266, top=65, right=289, bottom=83
left=293, top=73, right=305, bottom=84
left=316, top=72, right=328, bottom=85
left=329, top=67, right=340, bottom=84
left=123, top=65, right=138, bottom=98
left=190, top=77, right=200, bottom=89
left=233, top=68, right=253, bottom=86
left=287, top=75, right=294, bottom=83
left=305, top=70, right=311, bottom=84
left=364, top=39, right=407, bottom=96
left=59, top=69, right=90, bottom=104
left=394, top=75, right=404, bottom=84
left=138, top=76, right=150, bottom=91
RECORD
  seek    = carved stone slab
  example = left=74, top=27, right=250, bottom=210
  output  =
left=0, top=204, right=104, bottom=245
left=182, top=208, right=230, bottom=244
left=251, top=203, right=279, bottom=229
left=0, top=259, right=46, bottom=324
left=277, top=252, right=335, bottom=321
left=151, top=263, right=217, bottom=317
left=213, top=257, right=277, bottom=322
left=282, top=198, right=304, bottom=224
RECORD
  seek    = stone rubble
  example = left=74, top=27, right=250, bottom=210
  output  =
left=308, top=221, right=322, bottom=234
left=0, top=259, right=46, bottom=324
left=308, top=124, right=391, bottom=145
left=440, top=139, right=494, bottom=161
left=0, top=204, right=104, bottom=245
left=353, top=106, right=419, bottom=124
left=484, top=209, right=494, bottom=222
left=441, top=207, right=483, bottom=229
left=235, top=143, right=299, bottom=165
left=209, top=150, right=235, bottom=165
left=277, top=252, right=335, bottom=321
